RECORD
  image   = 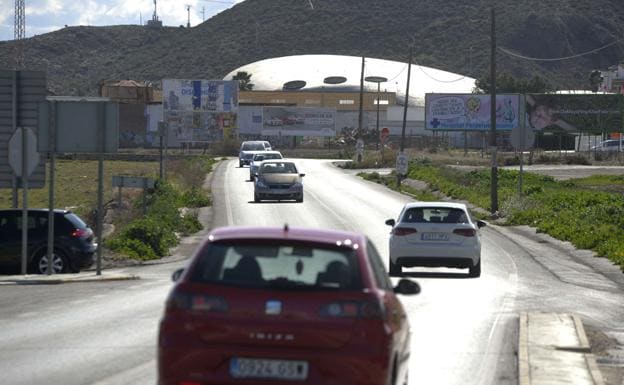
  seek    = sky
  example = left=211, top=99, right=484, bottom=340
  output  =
left=0, top=0, right=246, bottom=42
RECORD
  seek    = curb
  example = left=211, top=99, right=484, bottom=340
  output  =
left=0, top=273, right=140, bottom=285
left=518, top=312, right=605, bottom=385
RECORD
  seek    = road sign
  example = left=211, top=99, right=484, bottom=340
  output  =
left=112, top=175, right=156, bottom=189
left=510, top=125, right=535, bottom=151
left=396, top=151, right=409, bottom=175
left=356, top=138, right=364, bottom=155
left=380, top=127, right=390, bottom=144
left=8, top=127, right=39, bottom=177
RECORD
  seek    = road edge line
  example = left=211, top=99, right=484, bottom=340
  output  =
left=519, top=312, right=530, bottom=385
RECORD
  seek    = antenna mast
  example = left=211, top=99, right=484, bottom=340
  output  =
left=14, top=0, right=25, bottom=68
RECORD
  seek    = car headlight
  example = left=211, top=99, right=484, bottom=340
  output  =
left=292, top=182, right=303, bottom=188
left=256, top=179, right=268, bottom=188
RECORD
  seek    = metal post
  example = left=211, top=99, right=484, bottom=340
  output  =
left=20, top=127, right=28, bottom=275
left=96, top=103, right=105, bottom=275
left=47, top=101, right=56, bottom=275
left=489, top=8, right=499, bottom=214
left=397, top=46, right=413, bottom=187
left=376, top=82, right=381, bottom=151
left=12, top=71, right=18, bottom=208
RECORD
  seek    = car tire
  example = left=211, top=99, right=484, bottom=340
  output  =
left=389, top=257, right=401, bottom=276
left=239, top=160, right=243, bottom=168
left=254, top=194, right=260, bottom=203
left=469, top=258, right=481, bottom=278
left=31, top=250, right=69, bottom=274
left=296, top=194, right=303, bottom=203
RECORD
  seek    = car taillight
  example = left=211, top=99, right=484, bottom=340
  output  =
left=319, top=300, right=384, bottom=319
left=453, top=228, right=476, bottom=237
left=165, top=290, right=228, bottom=312
left=71, top=228, right=91, bottom=238
left=392, top=227, right=417, bottom=236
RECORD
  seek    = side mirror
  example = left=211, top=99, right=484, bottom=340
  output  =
left=385, top=219, right=396, bottom=226
left=299, top=173, right=306, bottom=177
left=171, top=268, right=184, bottom=282
left=393, top=278, right=420, bottom=295
left=477, top=220, right=487, bottom=228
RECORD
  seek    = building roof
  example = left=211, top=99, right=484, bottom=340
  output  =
left=224, top=54, right=476, bottom=107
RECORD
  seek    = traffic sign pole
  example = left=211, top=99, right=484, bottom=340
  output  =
left=21, top=127, right=29, bottom=275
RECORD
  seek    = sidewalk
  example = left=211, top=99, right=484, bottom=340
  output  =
left=520, top=312, right=605, bottom=385
left=0, top=270, right=139, bottom=285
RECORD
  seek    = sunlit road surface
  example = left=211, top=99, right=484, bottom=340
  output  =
left=1, top=158, right=622, bottom=385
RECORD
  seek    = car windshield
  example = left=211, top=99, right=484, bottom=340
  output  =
left=242, top=142, right=265, bottom=151
left=190, top=240, right=361, bottom=290
left=253, top=154, right=265, bottom=161
left=261, top=162, right=297, bottom=174
left=402, top=207, right=468, bottom=223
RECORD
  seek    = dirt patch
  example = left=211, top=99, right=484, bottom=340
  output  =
left=585, top=325, right=624, bottom=385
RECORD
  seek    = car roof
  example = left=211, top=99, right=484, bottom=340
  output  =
left=255, top=151, right=281, bottom=155
left=260, top=158, right=295, bottom=164
left=207, top=225, right=365, bottom=249
left=401, top=201, right=468, bottom=210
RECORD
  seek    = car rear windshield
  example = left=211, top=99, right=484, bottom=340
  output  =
left=261, top=162, right=297, bottom=174
left=190, top=240, right=362, bottom=291
left=402, top=207, right=468, bottom=224
left=63, top=212, right=88, bottom=229
left=242, top=142, right=265, bottom=151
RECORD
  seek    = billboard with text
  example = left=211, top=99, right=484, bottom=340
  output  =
left=425, top=94, right=520, bottom=131
left=261, top=107, right=336, bottom=137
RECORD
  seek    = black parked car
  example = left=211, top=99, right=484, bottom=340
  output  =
left=0, top=209, right=96, bottom=274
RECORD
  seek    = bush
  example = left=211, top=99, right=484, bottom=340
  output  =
left=105, top=237, right=157, bottom=261
left=123, top=217, right=178, bottom=257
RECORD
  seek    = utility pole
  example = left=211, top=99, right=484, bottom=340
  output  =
left=186, top=5, right=191, bottom=28
left=358, top=56, right=365, bottom=140
left=489, top=8, right=499, bottom=214
left=397, top=46, right=413, bottom=187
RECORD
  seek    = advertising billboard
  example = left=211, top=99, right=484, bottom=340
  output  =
left=162, top=79, right=239, bottom=146
left=526, top=93, right=623, bottom=133
left=261, top=107, right=336, bottom=137
left=237, top=106, right=264, bottom=135
left=425, top=94, right=520, bottom=131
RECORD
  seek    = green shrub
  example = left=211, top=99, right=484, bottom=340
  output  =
left=105, top=237, right=157, bottom=261
left=123, top=217, right=178, bottom=257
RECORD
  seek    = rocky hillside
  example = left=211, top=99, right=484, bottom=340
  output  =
left=0, top=0, right=622, bottom=95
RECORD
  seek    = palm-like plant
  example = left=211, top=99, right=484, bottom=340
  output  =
left=232, top=71, right=254, bottom=91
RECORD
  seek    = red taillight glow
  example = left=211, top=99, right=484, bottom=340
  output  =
left=320, top=300, right=384, bottom=319
left=166, top=291, right=228, bottom=312
left=453, top=228, right=476, bottom=237
left=392, top=227, right=417, bottom=236
left=71, top=228, right=89, bottom=238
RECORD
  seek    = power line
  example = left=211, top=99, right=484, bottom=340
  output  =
left=417, top=65, right=466, bottom=83
left=498, top=38, right=623, bottom=62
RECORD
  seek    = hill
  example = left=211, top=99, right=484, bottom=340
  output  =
left=0, top=0, right=623, bottom=96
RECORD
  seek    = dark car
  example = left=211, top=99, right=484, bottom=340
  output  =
left=0, top=209, right=96, bottom=274
left=158, top=225, right=420, bottom=385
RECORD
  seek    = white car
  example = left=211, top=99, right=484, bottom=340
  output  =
left=591, top=139, right=622, bottom=152
left=385, top=202, right=486, bottom=277
left=249, top=151, right=283, bottom=180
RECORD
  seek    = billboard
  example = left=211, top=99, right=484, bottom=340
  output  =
left=237, top=106, right=264, bottom=135
left=526, top=93, right=623, bottom=133
left=261, top=107, right=336, bottom=137
left=162, top=79, right=238, bottom=146
left=425, top=94, right=520, bottom=131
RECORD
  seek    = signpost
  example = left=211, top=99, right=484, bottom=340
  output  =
left=396, top=151, right=409, bottom=176
left=113, top=176, right=156, bottom=214
left=8, top=127, right=39, bottom=275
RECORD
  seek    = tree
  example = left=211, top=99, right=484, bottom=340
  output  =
left=473, top=72, right=552, bottom=94
left=588, top=70, right=603, bottom=93
left=232, top=71, right=254, bottom=91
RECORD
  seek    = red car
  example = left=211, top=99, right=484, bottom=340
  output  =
left=158, top=225, right=420, bottom=385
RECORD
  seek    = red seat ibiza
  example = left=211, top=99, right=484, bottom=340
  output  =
left=158, top=225, right=420, bottom=385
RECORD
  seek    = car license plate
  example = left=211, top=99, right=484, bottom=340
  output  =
left=230, top=357, right=308, bottom=380
left=421, top=232, right=449, bottom=241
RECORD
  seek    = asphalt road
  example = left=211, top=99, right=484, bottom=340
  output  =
left=0, top=158, right=623, bottom=385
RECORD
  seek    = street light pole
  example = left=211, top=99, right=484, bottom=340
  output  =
left=397, top=46, right=413, bottom=187
left=489, top=7, right=499, bottom=214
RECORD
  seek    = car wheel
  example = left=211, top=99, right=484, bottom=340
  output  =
left=254, top=194, right=260, bottom=203
left=296, top=194, right=303, bottom=203
left=389, top=257, right=401, bottom=276
left=31, top=250, right=69, bottom=274
left=239, top=160, right=243, bottom=168
left=469, top=258, right=481, bottom=278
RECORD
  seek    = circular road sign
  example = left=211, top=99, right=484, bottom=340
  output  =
left=9, top=127, right=39, bottom=178
left=380, top=127, right=390, bottom=144
left=283, top=80, right=307, bottom=90
left=323, top=76, right=347, bottom=85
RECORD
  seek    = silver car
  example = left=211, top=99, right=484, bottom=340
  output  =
left=254, top=160, right=305, bottom=203
left=249, top=151, right=283, bottom=180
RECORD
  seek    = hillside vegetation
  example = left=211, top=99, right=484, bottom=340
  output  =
left=0, top=0, right=622, bottom=95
